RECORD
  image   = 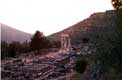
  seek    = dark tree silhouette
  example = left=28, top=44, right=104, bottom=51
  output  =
left=1, top=41, right=9, bottom=59
left=30, top=31, right=50, bottom=51
left=9, top=43, right=16, bottom=58
left=50, top=41, right=61, bottom=48
left=112, top=0, right=122, bottom=10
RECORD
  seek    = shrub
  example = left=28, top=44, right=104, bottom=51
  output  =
left=30, top=31, right=50, bottom=51
left=73, top=59, right=88, bottom=74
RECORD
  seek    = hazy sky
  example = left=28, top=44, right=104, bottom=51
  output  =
left=0, top=0, right=113, bottom=36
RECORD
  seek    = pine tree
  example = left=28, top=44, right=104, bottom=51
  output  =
left=30, top=31, right=50, bottom=51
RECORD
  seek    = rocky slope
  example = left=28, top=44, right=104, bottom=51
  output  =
left=48, top=10, right=117, bottom=45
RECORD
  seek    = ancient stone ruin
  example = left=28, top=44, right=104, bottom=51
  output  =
left=59, top=34, right=71, bottom=54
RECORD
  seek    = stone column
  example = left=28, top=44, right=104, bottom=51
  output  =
left=60, top=34, right=71, bottom=54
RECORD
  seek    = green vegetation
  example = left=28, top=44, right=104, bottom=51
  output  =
left=1, top=41, right=30, bottom=59
left=95, top=10, right=122, bottom=74
left=112, top=0, right=122, bottom=10
left=1, top=30, right=61, bottom=59
left=30, top=30, right=61, bottom=51
left=73, top=59, right=88, bottom=74
left=30, top=31, right=50, bottom=51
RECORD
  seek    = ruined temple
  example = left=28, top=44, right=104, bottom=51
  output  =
left=59, top=34, right=71, bottom=54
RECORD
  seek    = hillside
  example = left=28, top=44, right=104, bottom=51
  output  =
left=48, top=10, right=122, bottom=80
left=1, top=23, right=32, bottom=43
left=48, top=10, right=117, bottom=45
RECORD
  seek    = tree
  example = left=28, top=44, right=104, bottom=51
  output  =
left=21, top=40, right=30, bottom=52
left=112, top=0, right=122, bottom=10
left=30, top=31, right=50, bottom=51
left=9, top=42, right=16, bottom=58
left=1, top=41, right=9, bottom=59
left=95, top=10, right=122, bottom=73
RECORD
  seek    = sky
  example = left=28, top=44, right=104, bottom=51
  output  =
left=0, top=0, right=113, bottom=36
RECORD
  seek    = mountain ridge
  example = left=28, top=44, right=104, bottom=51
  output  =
left=48, top=10, right=117, bottom=45
left=1, top=23, right=32, bottom=43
